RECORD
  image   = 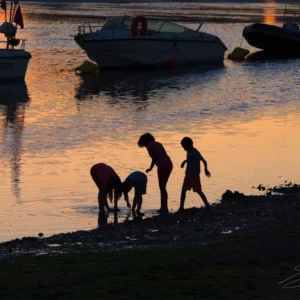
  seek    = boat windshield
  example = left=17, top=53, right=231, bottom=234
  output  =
left=102, top=17, right=190, bottom=33
left=158, top=22, right=188, bottom=33
left=102, top=17, right=131, bottom=29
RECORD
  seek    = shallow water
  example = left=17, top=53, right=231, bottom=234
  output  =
left=1, top=1, right=300, bottom=242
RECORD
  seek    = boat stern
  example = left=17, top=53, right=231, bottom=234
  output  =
left=0, top=49, right=31, bottom=83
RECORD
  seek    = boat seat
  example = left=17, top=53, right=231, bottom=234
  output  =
left=8, top=38, right=20, bottom=46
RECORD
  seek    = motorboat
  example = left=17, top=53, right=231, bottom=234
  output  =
left=0, top=2, right=31, bottom=83
left=243, top=8, right=300, bottom=54
left=74, top=16, right=227, bottom=69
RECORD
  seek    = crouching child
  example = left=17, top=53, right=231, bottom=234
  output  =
left=122, top=171, right=148, bottom=215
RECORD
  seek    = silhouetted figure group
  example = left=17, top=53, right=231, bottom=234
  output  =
left=90, top=133, right=211, bottom=225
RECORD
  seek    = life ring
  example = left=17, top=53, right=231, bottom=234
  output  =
left=131, top=16, right=147, bottom=37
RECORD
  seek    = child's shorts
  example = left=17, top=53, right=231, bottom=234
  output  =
left=133, top=181, right=147, bottom=196
left=183, top=174, right=202, bottom=193
left=128, top=171, right=147, bottom=196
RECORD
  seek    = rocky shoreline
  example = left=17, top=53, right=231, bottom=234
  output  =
left=1, top=183, right=299, bottom=260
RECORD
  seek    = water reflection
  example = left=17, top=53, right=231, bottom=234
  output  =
left=264, top=1, right=277, bottom=24
left=0, top=82, right=30, bottom=201
left=97, top=210, right=119, bottom=226
left=75, top=64, right=224, bottom=107
left=97, top=209, right=137, bottom=226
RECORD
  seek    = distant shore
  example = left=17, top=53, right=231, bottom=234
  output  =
left=0, top=182, right=299, bottom=259
left=21, top=0, right=299, bottom=24
left=21, top=0, right=300, bottom=3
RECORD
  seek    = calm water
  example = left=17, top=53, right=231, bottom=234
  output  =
left=0, top=1, right=300, bottom=241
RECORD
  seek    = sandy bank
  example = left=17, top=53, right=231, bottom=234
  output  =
left=0, top=183, right=299, bottom=259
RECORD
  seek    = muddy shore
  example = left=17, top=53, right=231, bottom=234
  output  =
left=0, top=183, right=299, bottom=260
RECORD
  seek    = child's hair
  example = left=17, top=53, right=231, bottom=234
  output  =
left=138, top=133, right=155, bottom=147
left=181, top=137, right=193, bottom=147
left=107, top=176, right=122, bottom=203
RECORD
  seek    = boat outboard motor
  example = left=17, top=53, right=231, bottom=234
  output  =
left=283, top=22, right=300, bottom=32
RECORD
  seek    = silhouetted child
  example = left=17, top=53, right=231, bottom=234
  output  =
left=90, top=163, right=125, bottom=224
left=179, top=137, right=211, bottom=212
left=138, top=133, right=173, bottom=214
left=122, top=171, right=147, bottom=215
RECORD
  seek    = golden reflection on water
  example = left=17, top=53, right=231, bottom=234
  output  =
left=5, top=111, right=300, bottom=207
left=264, top=0, right=277, bottom=24
left=0, top=83, right=29, bottom=201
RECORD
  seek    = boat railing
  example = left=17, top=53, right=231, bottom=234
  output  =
left=0, top=39, right=27, bottom=50
left=196, top=23, right=203, bottom=32
left=77, top=24, right=135, bottom=38
left=77, top=23, right=207, bottom=38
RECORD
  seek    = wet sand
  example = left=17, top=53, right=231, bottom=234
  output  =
left=1, top=183, right=299, bottom=260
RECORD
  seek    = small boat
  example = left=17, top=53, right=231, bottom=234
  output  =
left=0, top=1, right=31, bottom=83
left=243, top=7, right=300, bottom=54
left=74, top=16, right=227, bottom=69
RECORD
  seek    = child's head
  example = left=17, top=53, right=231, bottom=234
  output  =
left=181, top=137, right=193, bottom=151
left=121, top=181, right=132, bottom=202
left=138, top=133, right=155, bottom=148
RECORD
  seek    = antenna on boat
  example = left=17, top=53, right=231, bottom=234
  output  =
left=9, top=0, right=13, bottom=22
left=196, top=23, right=203, bottom=32
left=283, top=2, right=288, bottom=24
left=1, top=0, right=22, bottom=26
left=11, top=0, right=19, bottom=23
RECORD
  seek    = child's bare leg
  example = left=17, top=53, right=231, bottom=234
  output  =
left=158, top=171, right=171, bottom=213
left=113, top=188, right=119, bottom=211
left=132, top=210, right=137, bottom=219
left=179, top=188, right=187, bottom=211
left=98, top=181, right=111, bottom=211
left=98, top=189, right=106, bottom=225
left=98, top=190, right=106, bottom=212
left=132, top=195, right=138, bottom=212
left=159, top=184, right=168, bottom=212
left=136, top=195, right=143, bottom=213
left=197, top=191, right=210, bottom=209
left=98, top=210, right=107, bottom=225
left=105, top=197, right=111, bottom=211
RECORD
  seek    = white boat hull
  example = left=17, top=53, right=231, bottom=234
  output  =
left=77, top=38, right=226, bottom=68
left=0, top=49, right=31, bottom=82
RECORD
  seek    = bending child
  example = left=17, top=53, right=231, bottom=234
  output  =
left=138, top=133, right=173, bottom=214
left=179, top=137, right=211, bottom=212
left=122, top=171, right=148, bottom=215
left=90, top=163, right=128, bottom=224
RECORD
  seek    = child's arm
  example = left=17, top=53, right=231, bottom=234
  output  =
left=146, top=159, right=155, bottom=173
left=201, top=157, right=211, bottom=177
left=124, top=192, right=131, bottom=208
left=181, top=160, right=187, bottom=168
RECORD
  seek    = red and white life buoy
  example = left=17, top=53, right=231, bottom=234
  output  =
left=131, top=16, right=147, bottom=37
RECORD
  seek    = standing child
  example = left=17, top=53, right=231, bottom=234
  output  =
left=179, top=137, right=211, bottom=212
left=90, top=163, right=126, bottom=224
left=138, top=133, right=173, bottom=214
left=122, top=171, right=147, bottom=215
